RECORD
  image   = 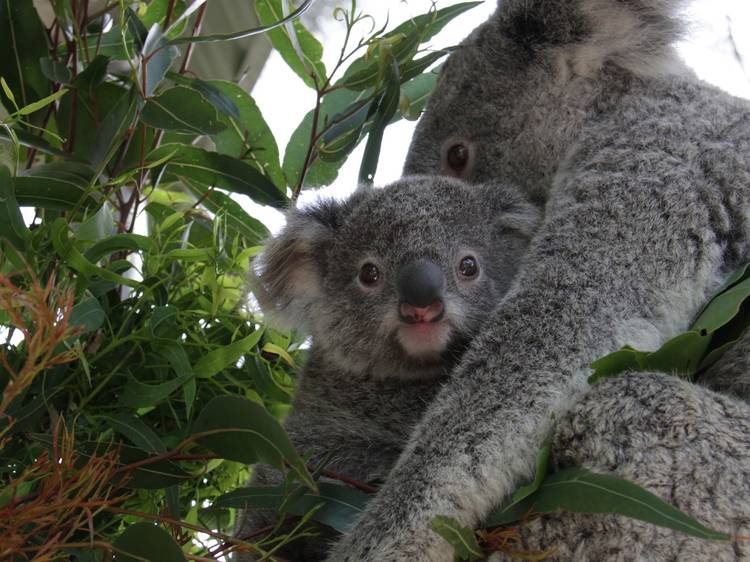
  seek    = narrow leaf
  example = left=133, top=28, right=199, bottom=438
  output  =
left=150, top=144, right=286, bottom=208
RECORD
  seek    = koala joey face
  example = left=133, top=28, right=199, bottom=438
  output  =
left=256, top=175, right=540, bottom=381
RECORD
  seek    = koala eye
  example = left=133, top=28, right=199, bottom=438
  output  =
left=458, top=256, right=479, bottom=279
left=358, top=262, right=381, bottom=286
left=441, top=138, right=474, bottom=178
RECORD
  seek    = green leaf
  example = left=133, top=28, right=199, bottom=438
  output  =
left=194, top=330, right=264, bottom=378
left=142, top=86, right=226, bottom=135
left=486, top=467, right=730, bottom=541
left=70, top=297, right=106, bottom=334
left=510, top=440, right=552, bottom=505
left=399, top=70, right=440, bottom=121
left=150, top=144, right=286, bottom=208
left=167, top=73, right=240, bottom=121
left=15, top=162, right=98, bottom=210
left=152, top=339, right=194, bottom=378
left=39, top=57, right=71, bottom=84
left=192, top=396, right=316, bottom=490
left=72, top=55, right=110, bottom=91
left=431, top=516, right=483, bottom=561
left=141, top=25, right=179, bottom=97
left=103, top=413, right=166, bottom=454
left=51, top=219, right=139, bottom=287
left=184, top=182, right=269, bottom=245
left=693, top=276, right=750, bottom=334
left=284, top=87, right=368, bottom=189
left=75, top=204, right=116, bottom=241
left=9, top=87, right=68, bottom=117
left=0, top=125, right=72, bottom=159
left=359, top=57, right=400, bottom=185
left=0, top=165, right=29, bottom=249
left=119, top=373, right=194, bottom=409
left=215, top=482, right=369, bottom=533
left=84, top=234, right=157, bottom=262
left=112, top=522, right=187, bottom=562
left=207, top=80, right=284, bottom=188
left=56, top=82, right=132, bottom=164
left=254, top=0, right=326, bottom=89
left=317, top=99, right=372, bottom=163
left=0, top=0, right=50, bottom=112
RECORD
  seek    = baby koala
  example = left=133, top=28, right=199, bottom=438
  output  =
left=237, top=175, right=540, bottom=560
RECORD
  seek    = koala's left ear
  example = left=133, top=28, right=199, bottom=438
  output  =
left=252, top=199, right=345, bottom=330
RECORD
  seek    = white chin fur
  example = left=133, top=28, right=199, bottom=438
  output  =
left=396, top=322, right=452, bottom=359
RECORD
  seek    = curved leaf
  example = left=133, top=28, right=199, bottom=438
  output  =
left=486, top=467, right=730, bottom=541
left=15, top=162, right=98, bottom=210
left=193, top=396, right=316, bottom=490
left=215, top=482, right=369, bottom=533
left=254, top=0, right=326, bottom=89
left=113, top=522, right=187, bottom=562
left=0, top=0, right=50, bottom=112
left=0, top=165, right=29, bottom=248
left=142, top=86, right=226, bottom=135
left=150, top=144, right=286, bottom=208
left=431, top=516, right=483, bottom=561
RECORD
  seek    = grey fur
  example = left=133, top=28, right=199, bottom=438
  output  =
left=324, top=0, right=750, bottom=560
left=236, top=176, right=541, bottom=560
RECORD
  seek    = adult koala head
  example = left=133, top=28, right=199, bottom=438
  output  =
left=254, top=176, right=539, bottom=380
left=404, top=0, right=693, bottom=203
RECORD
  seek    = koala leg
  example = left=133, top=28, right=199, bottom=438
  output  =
left=488, top=372, right=750, bottom=562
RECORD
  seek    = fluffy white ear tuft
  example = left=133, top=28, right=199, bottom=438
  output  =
left=252, top=200, right=342, bottom=330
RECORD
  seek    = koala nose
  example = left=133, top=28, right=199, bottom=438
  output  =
left=397, top=259, right=445, bottom=309
left=399, top=300, right=445, bottom=324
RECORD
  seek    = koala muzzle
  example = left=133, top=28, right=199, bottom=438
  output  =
left=397, top=260, right=446, bottom=323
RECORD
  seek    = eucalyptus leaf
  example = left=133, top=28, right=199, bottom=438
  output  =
left=359, top=57, right=400, bottom=185
left=14, top=162, right=97, bottom=210
left=215, top=482, right=369, bottom=533
left=192, top=396, right=316, bottom=490
left=194, top=330, right=264, bottom=379
left=431, top=516, right=483, bottom=561
left=150, top=144, right=286, bottom=208
left=103, top=413, right=167, bottom=454
left=112, top=522, right=187, bottom=562
left=141, top=24, right=179, bottom=97
left=142, top=86, right=226, bottom=135
left=0, top=165, right=29, bottom=249
left=485, top=467, right=730, bottom=541
left=0, top=0, right=50, bottom=112
left=70, top=297, right=106, bottom=335
left=254, top=0, right=326, bottom=89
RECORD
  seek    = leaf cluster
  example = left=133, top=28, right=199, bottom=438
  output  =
left=0, top=1, right=473, bottom=560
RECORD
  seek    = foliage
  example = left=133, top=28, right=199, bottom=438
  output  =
left=0, top=0, right=467, bottom=560
left=589, top=262, right=750, bottom=383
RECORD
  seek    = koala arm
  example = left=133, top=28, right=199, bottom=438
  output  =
left=488, top=371, right=750, bottom=560
left=325, top=161, right=733, bottom=560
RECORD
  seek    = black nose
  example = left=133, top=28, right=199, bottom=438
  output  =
left=397, top=260, right=445, bottom=308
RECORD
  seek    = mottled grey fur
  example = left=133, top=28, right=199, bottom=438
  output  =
left=324, top=0, right=750, bottom=560
left=236, top=176, right=541, bottom=560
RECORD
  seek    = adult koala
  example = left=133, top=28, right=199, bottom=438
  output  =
left=325, top=0, right=750, bottom=560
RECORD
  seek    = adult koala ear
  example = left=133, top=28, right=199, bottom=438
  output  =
left=493, top=0, right=690, bottom=75
left=479, top=182, right=542, bottom=239
left=252, top=199, right=344, bottom=331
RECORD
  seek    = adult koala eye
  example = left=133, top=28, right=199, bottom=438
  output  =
left=441, top=138, right=474, bottom=177
left=458, top=256, right=479, bottom=279
left=358, top=262, right=381, bottom=287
